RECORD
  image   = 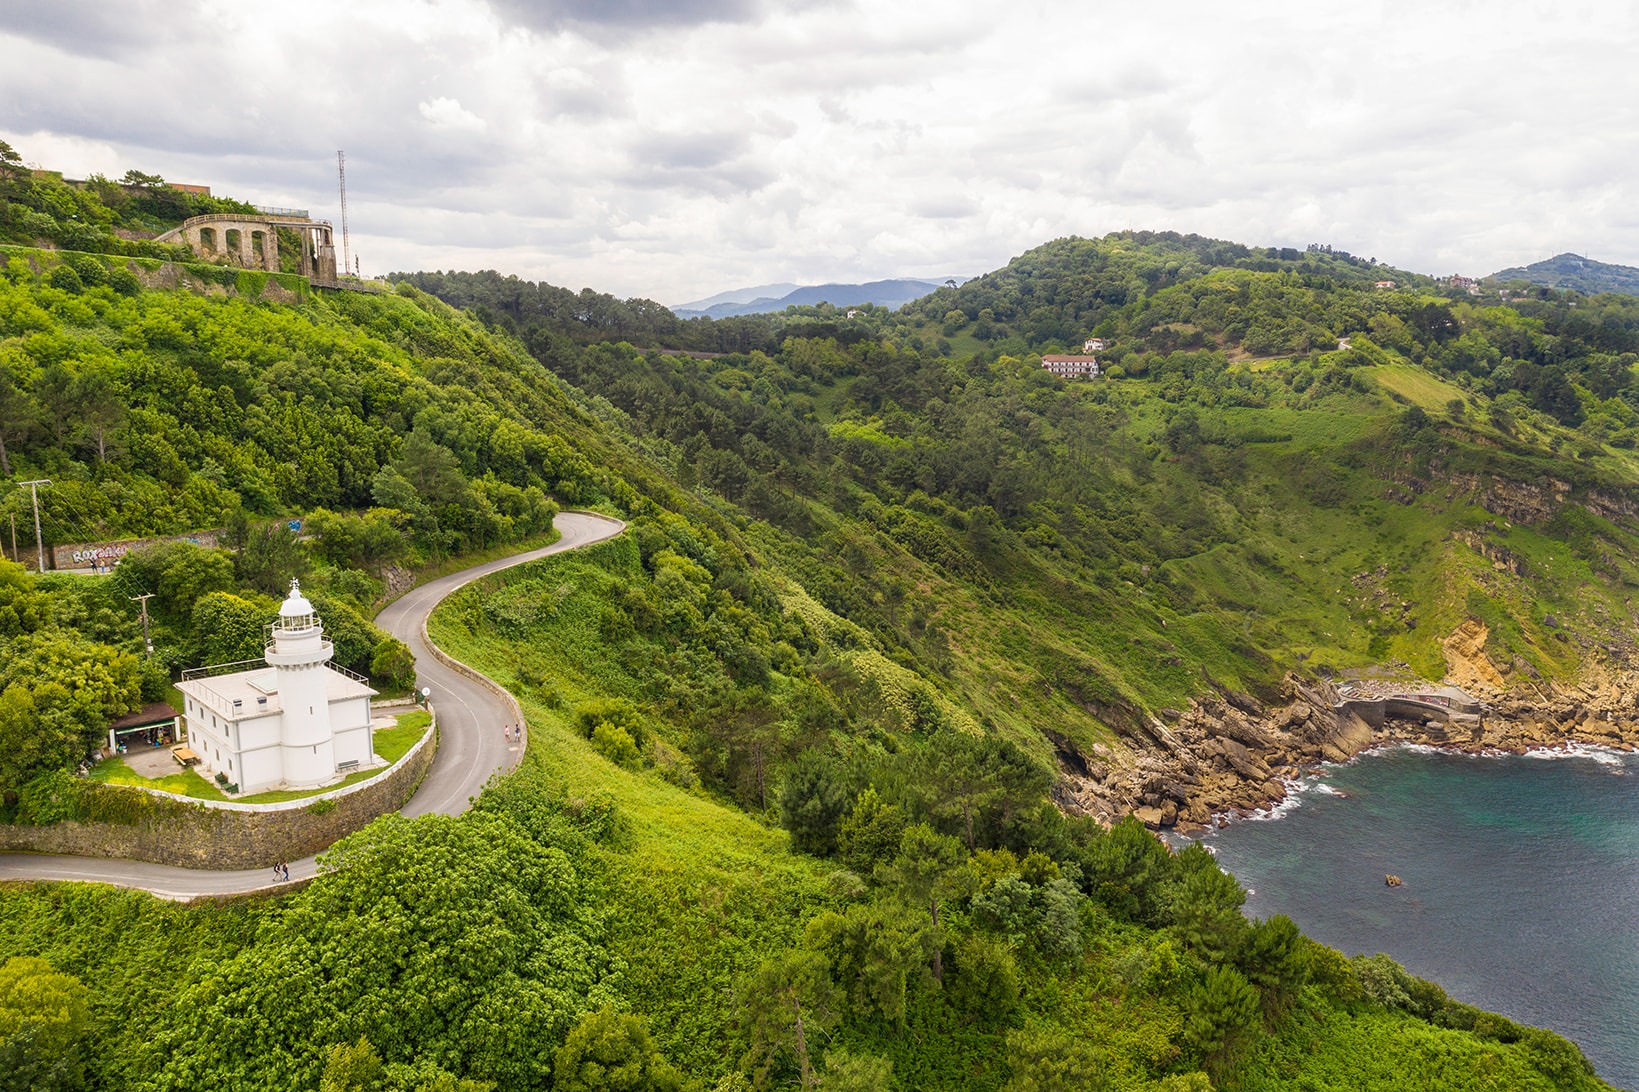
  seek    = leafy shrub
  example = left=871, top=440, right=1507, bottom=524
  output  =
left=0, top=956, right=93, bottom=1089
left=45, top=263, right=82, bottom=293
left=369, top=637, right=416, bottom=692
left=78, top=784, right=159, bottom=826
left=107, top=266, right=141, bottom=295
left=151, top=811, right=620, bottom=1089
left=14, top=770, right=84, bottom=825
left=574, top=697, right=647, bottom=749
left=553, top=1007, right=684, bottom=1092
left=1352, top=953, right=1414, bottom=1009
left=945, top=933, right=1020, bottom=1018
left=836, top=787, right=907, bottom=875
left=66, top=253, right=107, bottom=286
left=647, top=737, right=696, bottom=789
left=591, top=722, right=640, bottom=768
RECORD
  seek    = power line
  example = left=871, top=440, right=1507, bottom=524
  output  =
left=31, top=487, right=156, bottom=603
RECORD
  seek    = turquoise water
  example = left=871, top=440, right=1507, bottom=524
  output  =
left=1185, top=744, right=1639, bottom=1090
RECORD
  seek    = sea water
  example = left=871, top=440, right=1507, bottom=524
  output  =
left=1182, top=744, right=1639, bottom=1090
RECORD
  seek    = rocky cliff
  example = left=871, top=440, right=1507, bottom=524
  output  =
left=1057, top=636, right=1639, bottom=830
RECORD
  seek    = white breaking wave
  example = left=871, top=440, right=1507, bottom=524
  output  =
left=1243, top=792, right=1305, bottom=821
left=1522, top=742, right=1629, bottom=767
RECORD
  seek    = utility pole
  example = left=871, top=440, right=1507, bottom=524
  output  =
left=19, top=479, right=48, bottom=572
left=131, top=593, right=155, bottom=656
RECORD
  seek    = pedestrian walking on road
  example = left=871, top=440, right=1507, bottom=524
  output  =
left=273, top=861, right=282, bottom=880
left=282, top=863, right=290, bottom=882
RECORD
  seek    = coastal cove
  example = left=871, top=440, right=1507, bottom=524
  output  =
left=1181, top=744, right=1639, bottom=1090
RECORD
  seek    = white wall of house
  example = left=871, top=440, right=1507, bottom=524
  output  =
left=180, top=689, right=379, bottom=793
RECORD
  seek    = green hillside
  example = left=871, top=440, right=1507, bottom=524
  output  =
left=1492, top=252, right=1639, bottom=296
left=412, top=236, right=1639, bottom=731
left=0, top=140, right=257, bottom=264
left=0, top=200, right=1632, bottom=1090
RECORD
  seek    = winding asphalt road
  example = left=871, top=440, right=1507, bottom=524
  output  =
left=0, top=512, right=626, bottom=899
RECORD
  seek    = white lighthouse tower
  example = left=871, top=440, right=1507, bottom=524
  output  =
left=264, top=579, right=338, bottom=788
left=179, top=579, right=377, bottom=794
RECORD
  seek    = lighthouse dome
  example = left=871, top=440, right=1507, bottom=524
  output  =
left=279, top=579, right=317, bottom=628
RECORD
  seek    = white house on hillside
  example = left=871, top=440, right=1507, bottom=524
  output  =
left=1041, top=355, right=1101, bottom=379
left=178, top=580, right=377, bottom=793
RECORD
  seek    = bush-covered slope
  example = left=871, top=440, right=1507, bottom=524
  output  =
left=0, top=140, right=256, bottom=263
left=1, top=214, right=1635, bottom=1088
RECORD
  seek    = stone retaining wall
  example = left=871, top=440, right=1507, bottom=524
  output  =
left=0, top=715, right=438, bottom=869
left=53, top=529, right=223, bottom=572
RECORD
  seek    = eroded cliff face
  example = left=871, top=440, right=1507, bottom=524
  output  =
left=1054, top=627, right=1639, bottom=831
left=1443, top=619, right=1508, bottom=691
left=1042, top=452, right=1639, bottom=828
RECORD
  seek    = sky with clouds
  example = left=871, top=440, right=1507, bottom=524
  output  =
left=1, top=0, right=1636, bottom=303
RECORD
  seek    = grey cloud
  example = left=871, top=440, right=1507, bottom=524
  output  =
left=543, top=81, right=625, bottom=120
left=487, top=0, right=758, bottom=33
left=619, top=158, right=777, bottom=197
left=0, top=0, right=184, bottom=59
left=914, top=196, right=978, bottom=219
left=6, top=2, right=1639, bottom=302
left=643, top=130, right=751, bottom=170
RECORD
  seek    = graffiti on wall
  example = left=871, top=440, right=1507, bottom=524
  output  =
left=53, top=530, right=223, bottom=571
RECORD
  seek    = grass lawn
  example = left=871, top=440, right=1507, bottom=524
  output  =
left=88, top=757, right=231, bottom=802
left=90, top=712, right=434, bottom=804
left=374, top=710, right=430, bottom=763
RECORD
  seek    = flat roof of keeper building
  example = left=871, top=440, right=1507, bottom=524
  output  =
left=179, top=667, right=375, bottom=721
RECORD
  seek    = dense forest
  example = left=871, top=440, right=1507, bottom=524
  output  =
left=1, top=157, right=1636, bottom=1089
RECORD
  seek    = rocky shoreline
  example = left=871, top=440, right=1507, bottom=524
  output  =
left=1056, top=668, right=1639, bottom=831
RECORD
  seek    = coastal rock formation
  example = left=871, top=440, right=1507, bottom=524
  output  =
left=1443, top=619, right=1508, bottom=691
left=1055, top=659, right=1639, bottom=831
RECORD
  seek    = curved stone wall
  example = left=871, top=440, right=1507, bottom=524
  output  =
left=0, top=716, right=438, bottom=870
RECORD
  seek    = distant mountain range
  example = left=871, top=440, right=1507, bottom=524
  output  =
left=1490, top=252, right=1639, bottom=295
left=671, top=278, right=955, bottom=319
left=671, top=283, right=801, bottom=312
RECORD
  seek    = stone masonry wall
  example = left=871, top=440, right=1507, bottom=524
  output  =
left=0, top=721, right=438, bottom=870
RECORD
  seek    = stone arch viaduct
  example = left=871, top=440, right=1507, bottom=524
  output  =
left=155, top=212, right=338, bottom=285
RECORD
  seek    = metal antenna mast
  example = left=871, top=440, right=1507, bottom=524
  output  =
left=337, top=150, right=351, bottom=279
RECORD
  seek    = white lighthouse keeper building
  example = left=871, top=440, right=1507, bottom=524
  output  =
left=179, top=580, right=377, bottom=793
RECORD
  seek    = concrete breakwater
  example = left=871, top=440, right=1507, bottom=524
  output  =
left=1054, top=668, right=1639, bottom=830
